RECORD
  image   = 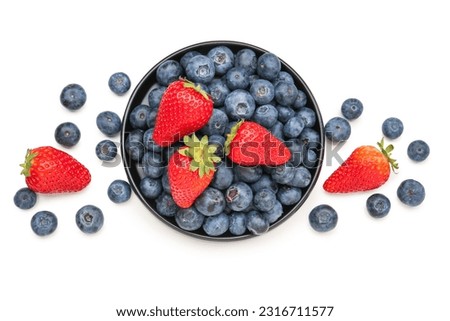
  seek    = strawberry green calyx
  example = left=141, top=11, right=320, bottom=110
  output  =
left=377, top=137, right=399, bottom=172
left=224, top=119, right=245, bottom=155
left=20, top=149, right=37, bottom=177
left=181, top=78, right=211, bottom=101
left=179, top=134, right=221, bottom=177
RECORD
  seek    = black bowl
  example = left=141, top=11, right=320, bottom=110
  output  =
left=121, top=40, right=324, bottom=240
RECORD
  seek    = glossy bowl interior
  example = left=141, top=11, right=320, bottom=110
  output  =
left=121, top=40, right=324, bottom=240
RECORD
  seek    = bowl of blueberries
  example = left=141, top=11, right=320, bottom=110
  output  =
left=121, top=40, right=324, bottom=240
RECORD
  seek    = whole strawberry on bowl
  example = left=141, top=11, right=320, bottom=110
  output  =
left=121, top=40, right=324, bottom=240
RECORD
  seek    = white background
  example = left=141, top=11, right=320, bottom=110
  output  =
left=1, top=1, right=448, bottom=320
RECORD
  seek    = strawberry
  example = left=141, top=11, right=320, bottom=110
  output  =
left=20, top=146, right=91, bottom=193
left=153, top=78, right=213, bottom=147
left=168, top=134, right=221, bottom=208
left=224, top=120, right=291, bottom=166
left=323, top=138, right=398, bottom=193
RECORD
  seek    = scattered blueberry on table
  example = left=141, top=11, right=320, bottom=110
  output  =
left=75, top=205, right=104, bottom=234
left=108, top=72, right=131, bottom=95
left=14, top=187, right=37, bottom=210
left=382, top=117, right=404, bottom=139
left=54, top=122, right=81, bottom=147
left=407, top=140, right=430, bottom=162
left=366, top=193, right=391, bottom=218
left=60, top=83, right=86, bottom=110
left=31, top=210, right=58, bottom=236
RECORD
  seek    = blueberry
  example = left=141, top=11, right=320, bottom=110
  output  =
left=407, top=140, right=430, bottom=162
left=253, top=104, right=278, bottom=128
left=140, top=176, right=162, bottom=200
left=382, top=117, right=404, bottom=139
left=75, top=205, right=104, bottom=234
left=147, top=86, right=166, bottom=109
left=263, top=200, right=283, bottom=224
left=194, top=187, right=226, bottom=216
left=303, top=149, right=318, bottom=169
left=156, top=60, right=183, bottom=86
left=283, top=116, right=305, bottom=138
left=273, top=71, right=295, bottom=87
left=31, top=211, right=58, bottom=236
left=297, top=107, right=316, bottom=128
left=203, top=213, right=230, bottom=236
left=229, top=212, right=247, bottom=236
left=95, top=139, right=118, bottom=161
left=156, top=193, right=179, bottom=217
left=225, top=66, right=250, bottom=90
left=249, top=79, right=275, bottom=105
left=107, top=179, right=131, bottom=203
left=251, top=174, right=279, bottom=194
left=277, top=186, right=302, bottom=206
left=210, top=162, right=233, bottom=190
left=246, top=211, right=270, bottom=235
left=235, top=48, right=257, bottom=75
left=175, top=207, right=205, bottom=231
left=185, top=55, right=215, bottom=84
left=96, top=111, right=122, bottom=136
left=309, top=204, right=338, bottom=232
left=298, top=127, right=321, bottom=149
left=108, top=72, right=131, bottom=95
left=207, top=46, right=234, bottom=76
left=146, top=107, right=159, bottom=129
left=200, top=108, right=229, bottom=136
left=142, top=152, right=164, bottom=178
left=253, top=188, right=277, bottom=212
left=161, top=171, right=171, bottom=194
left=277, top=105, right=295, bottom=123
left=180, top=50, right=201, bottom=69
left=257, top=52, right=281, bottom=81
left=341, top=98, right=363, bottom=120
left=124, top=129, right=144, bottom=161
left=324, top=116, right=351, bottom=142
left=14, top=187, right=37, bottom=209
left=208, top=78, right=230, bottom=107
left=248, top=74, right=260, bottom=84
left=275, top=81, right=299, bottom=106
left=225, top=182, right=253, bottom=211
left=293, top=90, right=308, bottom=109
left=286, top=140, right=304, bottom=167
left=208, top=134, right=226, bottom=158
left=129, top=104, right=151, bottom=130
left=60, top=83, right=86, bottom=110
left=366, top=193, right=391, bottom=218
left=397, top=179, right=425, bottom=207
left=289, top=166, right=311, bottom=188
left=269, top=121, right=284, bottom=141
left=271, top=163, right=295, bottom=184
left=234, top=165, right=263, bottom=184
left=54, top=122, right=81, bottom=147
left=143, top=128, right=162, bottom=153
left=224, top=89, right=256, bottom=120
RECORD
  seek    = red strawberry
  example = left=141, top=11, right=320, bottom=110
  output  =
left=20, top=146, right=91, bottom=193
left=153, top=78, right=213, bottom=147
left=168, top=134, right=221, bottom=208
left=225, top=120, right=291, bottom=166
left=323, top=138, right=398, bottom=193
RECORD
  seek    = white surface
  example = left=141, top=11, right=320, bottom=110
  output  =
left=1, top=1, right=448, bottom=320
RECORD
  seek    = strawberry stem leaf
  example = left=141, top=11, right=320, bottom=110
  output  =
left=377, top=137, right=399, bottom=172
left=181, top=77, right=211, bottom=101
left=180, top=134, right=219, bottom=178
left=19, top=149, right=37, bottom=177
left=224, top=119, right=245, bottom=156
